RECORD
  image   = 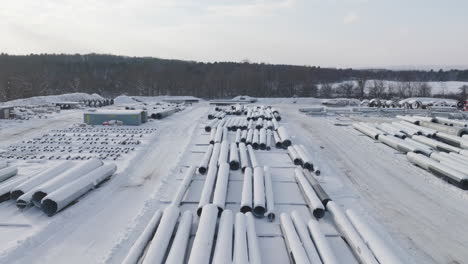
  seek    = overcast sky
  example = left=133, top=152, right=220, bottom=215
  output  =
left=1, top=0, right=467, bottom=69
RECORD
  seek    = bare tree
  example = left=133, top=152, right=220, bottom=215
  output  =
left=356, top=78, right=367, bottom=99
left=459, top=85, right=468, bottom=101
left=336, top=82, right=354, bottom=98
left=369, top=80, right=385, bottom=98
left=319, top=83, right=333, bottom=98
left=416, top=82, right=432, bottom=97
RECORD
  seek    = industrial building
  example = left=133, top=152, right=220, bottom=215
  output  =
left=84, top=110, right=148, bottom=126
left=0, top=106, right=14, bottom=119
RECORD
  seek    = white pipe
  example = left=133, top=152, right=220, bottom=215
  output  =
left=223, top=127, right=229, bottom=141
left=245, top=212, right=262, bottom=264
left=188, top=204, right=219, bottom=264
left=435, top=117, right=467, bottom=127
left=218, top=141, right=230, bottom=166
left=212, top=210, right=234, bottom=264
left=288, top=146, right=303, bottom=165
left=209, top=127, right=217, bottom=144
left=272, top=118, right=279, bottom=130
left=253, top=166, right=266, bottom=217
left=266, top=129, right=272, bottom=150
left=352, top=123, right=380, bottom=140
left=295, top=168, right=324, bottom=218
left=326, top=201, right=378, bottom=264
left=31, top=159, right=103, bottom=208
left=435, top=132, right=464, bottom=146
left=0, top=166, right=18, bottom=183
left=346, top=209, right=403, bottom=264
left=396, top=115, right=419, bottom=124
left=297, top=145, right=315, bottom=171
left=233, top=213, right=249, bottom=264
left=252, top=129, right=260, bottom=149
left=142, top=206, right=181, bottom=264
left=209, top=143, right=221, bottom=168
left=235, top=129, right=241, bottom=145
left=273, top=130, right=283, bottom=148
left=241, top=130, right=248, bottom=143
left=391, top=122, right=419, bottom=136
left=278, top=126, right=292, bottom=147
left=407, top=152, right=437, bottom=170
left=411, top=135, right=461, bottom=153
left=400, top=121, right=437, bottom=137
left=420, top=121, right=468, bottom=136
left=198, top=145, right=214, bottom=174
left=0, top=160, right=7, bottom=169
left=404, top=138, right=433, bottom=156
left=259, top=128, right=267, bottom=150
left=172, top=166, right=196, bottom=206
left=246, top=129, right=254, bottom=145
left=122, top=210, right=163, bottom=264
left=241, top=167, right=253, bottom=213
left=229, top=143, right=240, bottom=170
left=239, top=143, right=250, bottom=171
left=41, top=164, right=117, bottom=216
left=291, top=211, right=323, bottom=264
left=213, top=163, right=230, bottom=214
left=0, top=176, right=31, bottom=202
left=379, top=123, right=407, bottom=139
left=263, top=166, right=275, bottom=222
left=247, top=145, right=259, bottom=168
left=279, top=213, right=311, bottom=264
left=307, top=218, right=339, bottom=264
left=197, top=165, right=218, bottom=216
left=214, top=126, right=223, bottom=143
left=165, top=211, right=193, bottom=264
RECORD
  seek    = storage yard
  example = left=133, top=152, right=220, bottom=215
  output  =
left=0, top=94, right=468, bottom=263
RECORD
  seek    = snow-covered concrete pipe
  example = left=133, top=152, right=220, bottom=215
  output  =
left=403, top=138, right=433, bottom=156
left=208, top=143, right=221, bottom=169
left=407, top=152, right=436, bottom=170
left=253, top=166, right=266, bottom=217
left=266, top=129, right=272, bottom=150
left=0, top=176, right=31, bottom=202
left=296, top=145, right=314, bottom=171
left=152, top=108, right=178, bottom=119
left=41, top=164, right=117, bottom=216
left=434, top=132, right=464, bottom=146
left=307, top=217, right=339, bottom=264
left=252, top=129, right=260, bottom=149
left=212, top=210, right=234, bottom=263
left=240, top=130, right=247, bottom=143
left=205, top=119, right=219, bottom=132
left=212, top=163, right=230, bottom=215
left=198, top=145, right=214, bottom=174
left=273, top=130, right=283, bottom=148
left=247, top=145, right=259, bottom=168
left=246, top=129, right=254, bottom=145
left=209, top=128, right=217, bottom=144
left=291, top=211, right=323, bottom=264
left=235, top=129, right=241, bottom=145
left=214, top=126, right=223, bottom=143
left=197, top=165, right=218, bottom=216
left=142, top=206, right=180, bottom=264
left=400, top=121, right=437, bottom=137
left=390, top=122, right=420, bottom=136
left=238, top=143, right=250, bottom=172
left=233, top=213, right=249, bottom=264
left=240, top=167, right=253, bottom=213
left=278, top=126, right=292, bottom=147
left=448, top=152, right=468, bottom=163
left=435, top=116, right=467, bottom=127
left=427, top=160, right=468, bottom=189
left=346, top=209, right=404, bottom=264
left=294, top=168, right=324, bottom=218
left=31, top=158, right=103, bottom=208
left=396, top=115, right=420, bottom=124
left=0, top=166, right=18, bottom=183
left=245, top=212, right=262, bottom=264
left=352, top=123, right=381, bottom=140
left=188, top=204, right=218, bottom=264
left=259, top=128, right=267, bottom=150
left=229, top=143, right=240, bottom=170
left=272, top=118, right=279, bottom=130
left=411, top=116, right=436, bottom=123
left=288, top=146, right=303, bottom=165
left=122, top=210, right=163, bottom=264
left=218, top=141, right=229, bottom=166
left=302, top=169, right=331, bottom=206
left=280, top=213, right=312, bottom=264
left=165, top=211, right=193, bottom=264
left=172, top=166, right=196, bottom=206
left=0, top=160, right=7, bottom=169
left=326, top=201, right=378, bottom=264
left=263, top=166, right=275, bottom=222
left=411, top=135, right=461, bottom=153
left=420, top=121, right=468, bottom=136
left=376, top=123, right=406, bottom=139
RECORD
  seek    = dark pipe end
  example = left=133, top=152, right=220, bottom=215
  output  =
left=267, top=213, right=275, bottom=222
left=198, top=167, right=207, bottom=174
left=259, top=143, right=266, bottom=150
left=196, top=207, right=203, bottom=217
left=459, top=179, right=468, bottom=190
left=230, top=162, right=240, bottom=171
left=0, top=193, right=10, bottom=203
left=253, top=206, right=266, bottom=217
left=205, top=127, right=211, bottom=132
left=241, top=138, right=246, bottom=143
left=304, top=163, right=314, bottom=171
left=217, top=207, right=224, bottom=217
left=209, top=140, right=215, bottom=144
left=322, top=198, right=332, bottom=206
left=313, top=208, right=325, bottom=219
left=16, top=199, right=29, bottom=209
left=41, top=199, right=58, bottom=217
left=240, top=206, right=252, bottom=213
left=282, top=140, right=292, bottom=147
left=252, top=143, right=259, bottom=150
left=293, top=159, right=303, bottom=166
left=275, top=142, right=283, bottom=148
left=314, top=169, right=321, bottom=176
left=10, top=190, right=24, bottom=201
left=32, top=191, right=47, bottom=207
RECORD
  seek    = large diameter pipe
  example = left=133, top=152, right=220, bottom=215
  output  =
left=245, top=212, right=262, bottom=264
left=280, top=213, right=311, bottom=264
left=0, top=166, right=18, bottom=183
left=240, top=167, right=253, bottom=213
left=294, top=168, right=325, bottom=218
left=263, top=166, right=275, bottom=222
left=434, top=132, right=464, bottom=146
left=376, top=123, right=406, bottom=139
left=303, top=169, right=331, bottom=206
left=239, top=143, right=250, bottom=172
left=407, top=152, right=437, bottom=170
left=428, top=160, right=468, bottom=189
left=396, top=115, right=419, bottom=124
left=412, top=135, right=461, bottom=153
left=198, top=145, right=214, bottom=174
left=273, top=130, right=283, bottom=148
left=142, top=206, right=181, bottom=264
left=253, top=166, right=266, bottom=217
left=165, top=211, right=193, bottom=264
left=326, top=201, right=378, bottom=264
left=259, top=128, right=267, bottom=150
left=352, top=123, right=380, bottom=140
left=295, top=145, right=314, bottom=171
left=209, top=128, right=217, bottom=144
left=172, top=166, right=196, bottom=206
left=420, top=121, right=468, bottom=136
left=212, top=163, right=230, bottom=214
left=246, top=129, right=254, bottom=145
left=403, top=138, right=433, bottom=156
left=209, top=143, right=221, bottom=169
left=41, top=164, right=117, bottom=216
left=266, top=129, right=272, bottom=150
left=291, top=211, right=323, bottom=264
left=31, top=159, right=103, bottom=208
left=205, top=119, right=219, bottom=132
left=188, top=204, right=219, bottom=264
left=247, top=145, right=259, bottom=168
left=435, top=117, right=467, bottom=127
left=399, top=121, right=437, bottom=137
left=214, top=126, right=223, bottom=143
left=218, top=141, right=230, bottom=166
left=122, top=210, right=163, bottom=264
left=197, top=165, right=218, bottom=216
left=0, top=160, right=7, bottom=169
left=212, top=210, right=234, bottom=264
left=233, top=213, right=249, bottom=264
left=241, top=130, right=247, bottom=143
left=278, top=126, right=292, bottom=147
left=391, top=122, right=420, bottom=136
left=229, top=143, right=240, bottom=170
left=11, top=161, right=75, bottom=200
left=235, top=129, right=241, bottom=145
left=0, top=176, right=31, bottom=202
left=252, top=129, right=260, bottom=149
left=288, top=146, right=303, bottom=165
left=346, top=210, right=403, bottom=264
left=307, top=218, right=339, bottom=264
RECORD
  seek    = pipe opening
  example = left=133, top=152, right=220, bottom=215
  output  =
left=230, top=162, right=240, bottom=171
left=259, top=144, right=266, bottom=150
left=10, top=190, right=24, bottom=200
left=196, top=207, right=203, bottom=217
left=275, top=142, right=283, bottom=148
left=198, top=167, right=207, bottom=174
left=32, top=191, right=47, bottom=207
left=253, top=206, right=266, bottom=217
left=459, top=179, right=468, bottom=190
left=293, top=159, right=303, bottom=166
left=252, top=143, right=259, bottom=150
left=267, top=213, right=275, bottom=222
left=313, top=208, right=325, bottom=219
left=282, top=140, right=291, bottom=147
left=16, top=199, right=29, bottom=209
left=240, top=206, right=252, bottom=213
left=41, top=199, right=58, bottom=216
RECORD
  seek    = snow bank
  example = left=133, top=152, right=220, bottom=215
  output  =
left=256, top=97, right=322, bottom=104
left=114, top=95, right=138, bottom=104
left=0, top=93, right=103, bottom=107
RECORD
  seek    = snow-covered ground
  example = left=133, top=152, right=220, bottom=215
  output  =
left=0, top=93, right=103, bottom=107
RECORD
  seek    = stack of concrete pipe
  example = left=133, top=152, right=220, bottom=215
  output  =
left=0, top=161, right=19, bottom=201
left=150, top=107, right=179, bottom=119
left=240, top=166, right=276, bottom=221
left=0, top=159, right=117, bottom=216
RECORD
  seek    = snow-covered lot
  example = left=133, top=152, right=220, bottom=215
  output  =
left=0, top=95, right=467, bottom=263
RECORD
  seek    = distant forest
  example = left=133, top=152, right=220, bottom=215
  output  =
left=1, top=53, right=468, bottom=102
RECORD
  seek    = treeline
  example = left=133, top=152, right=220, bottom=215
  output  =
left=1, top=53, right=468, bottom=101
